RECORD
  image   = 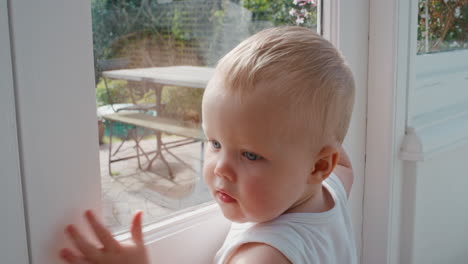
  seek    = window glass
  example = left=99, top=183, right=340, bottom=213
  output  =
left=91, top=0, right=320, bottom=233
left=417, top=0, right=468, bottom=54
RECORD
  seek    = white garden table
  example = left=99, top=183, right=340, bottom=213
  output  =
left=102, top=66, right=214, bottom=179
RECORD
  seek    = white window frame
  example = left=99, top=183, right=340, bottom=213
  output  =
left=7, top=0, right=372, bottom=263
left=410, top=48, right=468, bottom=158
left=412, top=50, right=468, bottom=119
left=360, top=0, right=468, bottom=263
left=399, top=0, right=468, bottom=161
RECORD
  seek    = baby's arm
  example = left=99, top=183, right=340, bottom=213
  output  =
left=334, top=145, right=354, bottom=199
left=227, top=243, right=291, bottom=264
left=59, top=210, right=149, bottom=264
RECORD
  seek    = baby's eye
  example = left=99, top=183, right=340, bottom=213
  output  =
left=242, top=151, right=262, bottom=161
left=210, top=140, right=221, bottom=149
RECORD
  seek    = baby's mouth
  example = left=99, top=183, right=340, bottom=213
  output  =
left=216, top=190, right=237, bottom=203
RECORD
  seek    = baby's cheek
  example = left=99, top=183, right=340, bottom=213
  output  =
left=202, top=156, right=216, bottom=182
left=243, top=168, right=281, bottom=200
left=243, top=178, right=269, bottom=201
left=242, top=180, right=284, bottom=221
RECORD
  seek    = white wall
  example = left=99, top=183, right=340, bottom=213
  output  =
left=402, top=144, right=468, bottom=264
left=0, top=0, right=30, bottom=262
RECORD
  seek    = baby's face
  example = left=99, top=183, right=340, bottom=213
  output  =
left=202, top=78, right=317, bottom=223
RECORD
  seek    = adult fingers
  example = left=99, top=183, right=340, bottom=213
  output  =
left=130, top=211, right=144, bottom=245
left=65, top=225, right=100, bottom=261
left=84, top=210, right=121, bottom=252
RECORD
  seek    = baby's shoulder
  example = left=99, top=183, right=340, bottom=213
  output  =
left=218, top=219, right=349, bottom=264
left=227, top=242, right=291, bottom=264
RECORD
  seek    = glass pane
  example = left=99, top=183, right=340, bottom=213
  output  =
left=417, top=0, right=468, bottom=54
left=92, top=0, right=320, bottom=233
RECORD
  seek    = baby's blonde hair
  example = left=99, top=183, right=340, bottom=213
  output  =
left=213, top=26, right=355, bottom=145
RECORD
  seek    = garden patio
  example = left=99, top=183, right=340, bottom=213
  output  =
left=98, top=135, right=211, bottom=233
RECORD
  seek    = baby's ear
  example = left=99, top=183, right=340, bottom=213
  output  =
left=308, top=146, right=339, bottom=184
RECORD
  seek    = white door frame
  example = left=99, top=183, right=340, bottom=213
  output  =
left=0, top=0, right=30, bottom=263
left=8, top=0, right=370, bottom=263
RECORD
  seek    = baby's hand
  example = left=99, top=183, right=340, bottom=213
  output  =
left=59, top=210, right=149, bottom=264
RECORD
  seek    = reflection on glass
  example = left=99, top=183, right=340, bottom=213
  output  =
left=418, top=0, right=468, bottom=54
left=91, top=0, right=319, bottom=233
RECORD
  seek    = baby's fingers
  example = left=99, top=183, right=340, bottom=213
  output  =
left=131, top=211, right=144, bottom=245
left=59, top=248, right=90, bottom=264
left=65, top=225, right=100, bottom=261
left=85, top=210, right=120, bottom=252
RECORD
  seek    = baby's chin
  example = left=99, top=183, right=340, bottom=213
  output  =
left=218, top=207, right=248, bottom=223
left=222, top=209, right=280, bottom=224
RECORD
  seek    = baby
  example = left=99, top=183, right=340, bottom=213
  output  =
left=60, top=26, right=357, bottom=264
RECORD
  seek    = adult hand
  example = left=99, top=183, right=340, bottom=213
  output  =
left=60, top=210, right=149, bottom=264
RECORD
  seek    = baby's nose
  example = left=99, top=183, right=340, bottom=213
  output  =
left=214, top=157, right=236, bottom=182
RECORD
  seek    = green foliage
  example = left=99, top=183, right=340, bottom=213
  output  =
left=95, top=78, right=130, bottom=106
left=162, top=86, right=204, bottom=123
left=242, top=0, right=318, bottom=28
left=418, top=0, right=468, bottom=53
left=91, top=0, right=225, bottom=82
